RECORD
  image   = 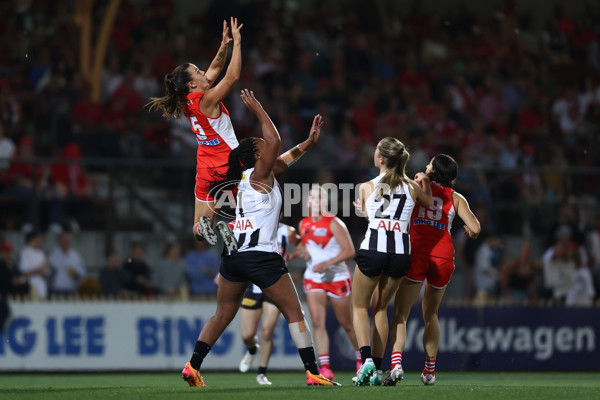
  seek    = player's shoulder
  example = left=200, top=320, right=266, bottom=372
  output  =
left=300, top=216, right=312, bottom=226
left=358, top=180, right=374, bottom=195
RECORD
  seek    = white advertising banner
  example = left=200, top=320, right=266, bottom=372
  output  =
left=0, top=302, right=305, bottom=371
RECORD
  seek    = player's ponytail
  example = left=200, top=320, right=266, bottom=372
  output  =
left=376, top=137, right=410, bottom=199
left=429, top=154, right=458, bottom=188
left=147, top=63, right=192, bottom=119
left=207, top=138, right=258, bottom=199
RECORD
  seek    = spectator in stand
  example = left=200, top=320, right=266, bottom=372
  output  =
left=546, top=200, right=587, bottom=247
left=0, top=122, right=15, bottom=180
left=18, top=230, right=50, bottom=299
left=3, top=136, right=66, bottom=232
left=499, top=242, right=539, bottom=304
left=0, top=239, right=29, bottom=296
left=153, top=240, right=187, bottom=297
left=0, top=240, right=28, bottom=331
left=473, top=232, right=503, bottom=302
left=123, top=242, right=153, bottom=296
left=542, top=225, right=580, bottom=303
left=566, top=260, right=596, bottom=306
left=48, top=228, right=86, bottom=296
left=50, top=143, right=91, bottom=228
left=185, top=239, right=220, bottom=296
left=587, top=213, right=600, bottom=298
left=99, top=250, right=128, bottom=297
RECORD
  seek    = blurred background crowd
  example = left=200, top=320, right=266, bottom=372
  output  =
left=0, top=0, right=599, bottom=307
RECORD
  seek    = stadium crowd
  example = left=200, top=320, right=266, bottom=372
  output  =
left=0, top=0, right=599, bottom=306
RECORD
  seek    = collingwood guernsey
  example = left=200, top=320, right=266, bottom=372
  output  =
left=231, top=168, right=282, bottom=253
left=359, top=174, right=416, bottom=254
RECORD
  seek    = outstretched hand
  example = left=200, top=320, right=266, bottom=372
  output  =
left=305, top=114, right=323, bottom=148
left=230, top=17, right=243, bottom=42
left=221, top=20, right=232, bottom=46
left=240, top=89, right=263, bottom=115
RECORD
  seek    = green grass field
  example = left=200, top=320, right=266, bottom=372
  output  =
left=1, top=371, right=599, bottom=400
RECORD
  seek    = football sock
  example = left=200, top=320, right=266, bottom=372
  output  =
left=298, top=347, right=320, bottom=375
left=258, top=366, right=267, bottom=375
left=190, top=341, right=211, bottom=370
left=373, top=357, right=382, bottom=370
left=359, top=346, right=372, bottom=363
left=318, top=354, right=330, bottom=369
left=391, top=351, right=402, bottom=370
left=248, top=345, right=258, bottom=355
left=424, top=358, right=436, bottom=375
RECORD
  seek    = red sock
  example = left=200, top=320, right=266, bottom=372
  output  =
left=424, top=358, right=436, bottom=375
left=391, top=351, right=402, bottom=370
left=318, top=354, right=330, bottom=369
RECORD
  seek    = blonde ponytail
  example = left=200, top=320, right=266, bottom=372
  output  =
left=376, top=137, right=410, bottom=198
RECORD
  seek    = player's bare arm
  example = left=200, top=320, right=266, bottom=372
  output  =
left=240, top=89, right=280, bottom=191
left=201, top=17, right=243, bottom=115
left=274, top=114, right=323, bottom=175
left=452, top=191, right=480, bottom=240
left=353, top=181, right=373, bottom=221
left=312, top=217, right=356, bottom=273
left=411, top=172, right=432, bottom=208
left=205, top=20, right=232, bottom=85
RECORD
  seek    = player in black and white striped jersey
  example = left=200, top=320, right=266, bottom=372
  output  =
left=351, top=137, right=432, bottom=386
left=238, top=215, right=301, bottom=385
left=181, top=89, right=340, bottom=387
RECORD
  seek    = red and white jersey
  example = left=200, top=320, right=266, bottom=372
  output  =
left=410, top=181, right=456, bottom=259
left=300, top=215, right=351, bottom=283
left=184, top=92, right=238, bottom=168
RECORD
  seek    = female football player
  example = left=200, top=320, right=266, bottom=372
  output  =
left=148, top=18, right=242, bottom=245
left=352, top=137, right=432, bottom=386
left=180, top=89, right=339, bottom=387
left=381, top=154, right=480, bottom=386
left=295, top=186, right=360, bottom=381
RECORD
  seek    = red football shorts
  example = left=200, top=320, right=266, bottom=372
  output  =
left=405, top=253, right=455, bottom=289
left=195, top=161, right=229, bottom=202
left=303, top=277, right=352, bottom=298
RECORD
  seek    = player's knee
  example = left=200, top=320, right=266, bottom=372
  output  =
left=241, top=331, right=255, bottom=342
left=260, top=327, right=274, bottom=341
left=310, top=317, right=325, bottom=330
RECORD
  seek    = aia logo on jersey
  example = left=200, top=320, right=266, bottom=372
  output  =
left=313, top=228, right=328, bottom=236
left=232, top=217, right=256, bottom=232
left=376, top=219, right=403, bottom=232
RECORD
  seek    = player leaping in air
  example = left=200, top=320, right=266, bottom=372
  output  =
left=148, top=17, right=242, bottom=245
left=181, top=89, right=339, bottom=387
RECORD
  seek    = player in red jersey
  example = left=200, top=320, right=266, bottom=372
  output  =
left=148, top=18, right=243, bottom=245
left=380, top=154, right=480, bottom=386
left=294, top=187, right=360, bottom=381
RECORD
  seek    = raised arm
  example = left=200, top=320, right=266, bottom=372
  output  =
left=452, top=191, right=481, bottom=240
left=274, top=114, right=323, bottom=175
left=205, top=20, right=232, bottom=85
left=200, top=17, right=243, bottom=114
left=239, top=89, right=280, bottom=188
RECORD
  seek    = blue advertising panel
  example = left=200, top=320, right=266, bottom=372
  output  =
left=327, top=306, right=599, bottom=371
